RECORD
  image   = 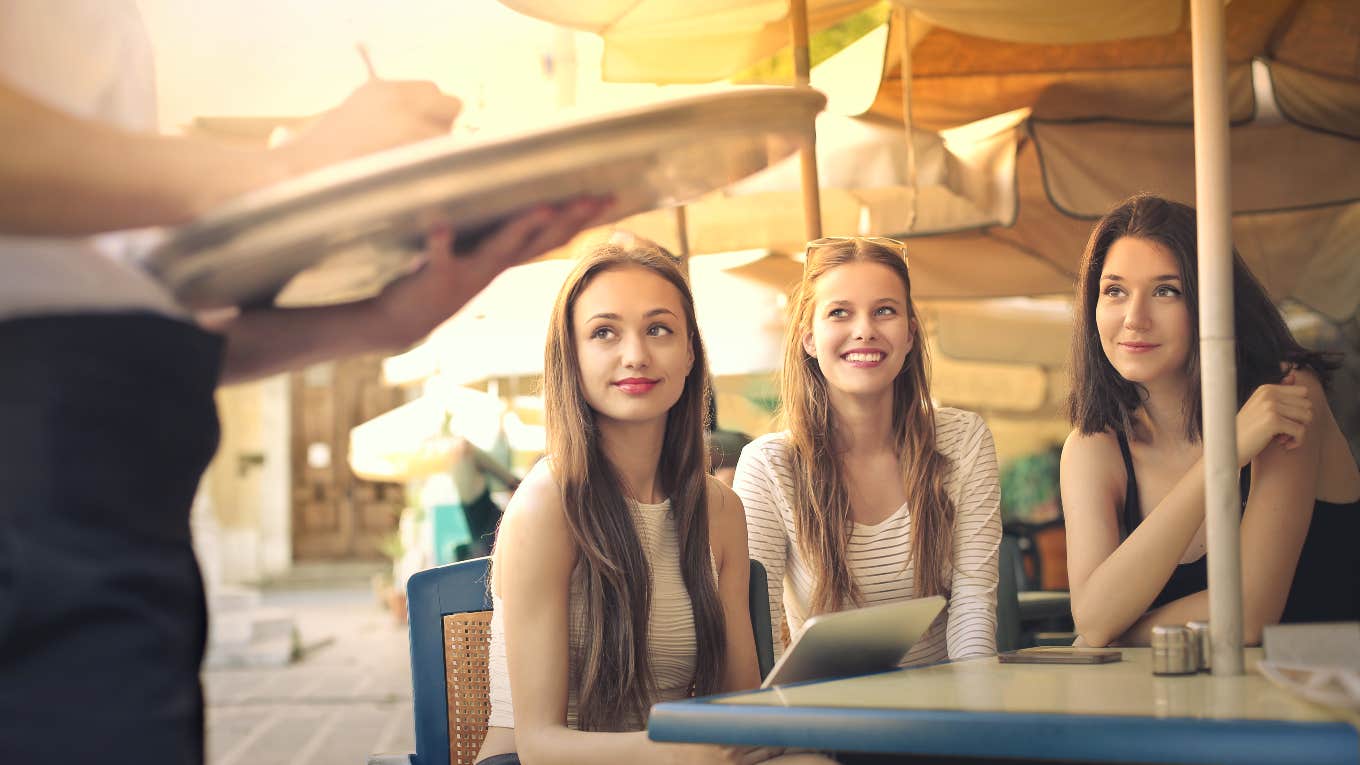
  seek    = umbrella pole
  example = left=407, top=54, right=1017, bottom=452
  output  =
left=674, top=205, right=690, bottom=278
left=789, top=0, right=823, bottom=241
left=1191, top=0, right=1244, bottom=676
left=893, top=5, right=918, bottom=232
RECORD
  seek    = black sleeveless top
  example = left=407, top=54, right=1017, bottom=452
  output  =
left=1117, top=432, right=1360, bottom=623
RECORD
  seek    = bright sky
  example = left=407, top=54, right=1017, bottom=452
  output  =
left=136, top=0, right=562, bottom=132
left=135, top=0, right=730, bottom=137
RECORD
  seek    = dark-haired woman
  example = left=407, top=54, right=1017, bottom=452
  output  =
left=475, top=246, right=831, bottom=765
left=734, top=237, right=1001, bottom=667
left=1063, top=195, right=1360, bottom=648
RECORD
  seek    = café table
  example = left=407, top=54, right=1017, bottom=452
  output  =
left=649, top=648, right=1359, bottom=764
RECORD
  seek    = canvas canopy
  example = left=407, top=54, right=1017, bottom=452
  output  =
left=609, top=106, right=1083, bottom=300
left=861, top=0, right=1360, bottom=321
left=498, top=0, right=1187, bottom=83
left=512, top=0, right=1358, bottom=319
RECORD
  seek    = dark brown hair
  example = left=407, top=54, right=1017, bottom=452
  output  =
left=780, top=239, right=955, bottom=612
left=1068, top=194, right=1338, bottom=440
left=543, top=245, right=724, bottom=730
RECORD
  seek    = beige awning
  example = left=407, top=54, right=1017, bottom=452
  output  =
left=862, top=0, right=1360, bottom=320
left=498, top=0, right=1186, bottom=83
left=499, top=0, right=1359, bottom=319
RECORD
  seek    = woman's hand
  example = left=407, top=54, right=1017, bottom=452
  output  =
left=1235, top=370, right=1312, bottom=468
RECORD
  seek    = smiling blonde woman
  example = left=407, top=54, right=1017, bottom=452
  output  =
left=734, top=237, right=1002, bottom=668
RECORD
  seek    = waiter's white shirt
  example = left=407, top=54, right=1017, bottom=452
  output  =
left=0, top=0, right=187, bottom=322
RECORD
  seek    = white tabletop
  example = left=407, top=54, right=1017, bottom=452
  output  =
left=650, top=648, right=1360, bottom=764
left=724, top=648, right=1341, bottom=723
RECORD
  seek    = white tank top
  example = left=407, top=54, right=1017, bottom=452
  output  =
left=487, top=498, right=712, bottom=730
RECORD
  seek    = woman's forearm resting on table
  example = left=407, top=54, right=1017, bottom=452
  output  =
left=1065, top=444, right=1210, bottom=647
left=1079, top=442, right=1318, bottom=647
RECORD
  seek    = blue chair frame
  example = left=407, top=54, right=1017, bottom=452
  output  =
left=395, top=557, right=776, bottom=765
left=748, top=559, right=775, bottom=679
left=407, top=557, right=493, bottom=765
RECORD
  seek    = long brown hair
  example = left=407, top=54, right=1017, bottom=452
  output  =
left=780, top=239, right=956, bottom=613
left=1068, top=194, right=1338, bottom=441
left=543, top=245, right=724, bottom=730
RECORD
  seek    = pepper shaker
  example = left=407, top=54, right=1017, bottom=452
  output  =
left=1186, top=620, right=1211, bottom=672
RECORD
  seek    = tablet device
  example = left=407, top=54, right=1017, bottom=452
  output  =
left=761, top=595, right=946, bottom=688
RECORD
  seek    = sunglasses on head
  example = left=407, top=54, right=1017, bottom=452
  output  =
left=803, top=236, right=909, bottom=268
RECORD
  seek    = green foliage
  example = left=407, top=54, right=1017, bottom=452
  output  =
left=749, top=394, right=781, bottom=415
left=734, top=3, right=891, bottom=84
left=376, top=530, right=405, bottom=562
left=999, top=447, right=1062, bottom=525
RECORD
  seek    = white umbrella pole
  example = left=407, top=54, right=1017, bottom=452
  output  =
left=892, top=5, right=918, bottom=232
left=789, top=0, right=823, bottom=241
left=1190, top=0, right=1244, bottom=676
left=674, top=205, right=690, bottom=278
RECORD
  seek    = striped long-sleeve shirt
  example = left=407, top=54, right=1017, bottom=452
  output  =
left=733, top=407, right=1002, bottom=666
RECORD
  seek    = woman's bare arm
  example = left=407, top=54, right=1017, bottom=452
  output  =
left=1065, top=376, right=1316, bottom=646
left=708, top=477, right=761, bottom=693
left=1062, top=431, right=1210, bottom=647
left=1118, top=373, right=1324, bottom=644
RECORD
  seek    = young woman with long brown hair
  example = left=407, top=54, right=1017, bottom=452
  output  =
left=475, top=245, right=831, bottom=765
left=1062, top=195, right=1360, bottom=648
left=733, top=237, right=1002, bottom=666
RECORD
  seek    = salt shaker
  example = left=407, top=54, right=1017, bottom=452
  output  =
left=1186, top=620, right=1211, bottom=672
left=1151, top=625, right=1197, bottom=675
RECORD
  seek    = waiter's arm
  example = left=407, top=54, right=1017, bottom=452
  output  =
left=0, top=78, right=459, bottom=235
left=213, top=199, right=608, bottom=385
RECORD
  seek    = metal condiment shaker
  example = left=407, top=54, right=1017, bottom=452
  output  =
left=1151, top=625, right=1198, bottom=675
left=1186, top=620, right=1211, bottom=672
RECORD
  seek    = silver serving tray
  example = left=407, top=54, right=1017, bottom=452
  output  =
left=147, top=87, right=825, bottom=308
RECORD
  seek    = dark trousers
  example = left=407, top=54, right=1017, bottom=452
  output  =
left=0, top=314, right=222, bottom=764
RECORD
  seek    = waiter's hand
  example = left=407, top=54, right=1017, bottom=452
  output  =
left=284, top=79, right=462, bottom=176
left=375, top=196, right=613, bottom=348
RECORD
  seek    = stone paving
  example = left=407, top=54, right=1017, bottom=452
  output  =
left=203, top=587, right=415, bottom=765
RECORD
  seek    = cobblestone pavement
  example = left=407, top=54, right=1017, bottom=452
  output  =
left=203, top=587, right=414, bottom=765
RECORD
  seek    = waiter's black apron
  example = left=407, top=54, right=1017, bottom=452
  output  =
left=0, top=313, right=222, bottom=764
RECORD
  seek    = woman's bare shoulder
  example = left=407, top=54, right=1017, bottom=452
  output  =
left=1061, top=429, right=1127, bottom=512
left=1062, top=428, right=1123, bottom=459
left=705, top=475, right=747, bottom=557
left=500, top=460, right=568, bottom=538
